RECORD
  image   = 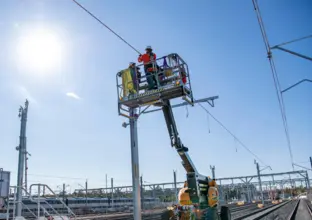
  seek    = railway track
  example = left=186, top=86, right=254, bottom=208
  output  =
left=231, top=201, right=289, bottom=220
left=74, top=200, right=312, bottom=219
left=230, top=199, right=312, bottom=220
left=75, top=209, right=164, bottom=220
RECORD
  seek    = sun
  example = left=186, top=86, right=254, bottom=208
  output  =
left=17, top=29, right=63, bottom=72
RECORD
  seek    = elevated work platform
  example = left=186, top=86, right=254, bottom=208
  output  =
left=116, top=53, right=194, bottom=117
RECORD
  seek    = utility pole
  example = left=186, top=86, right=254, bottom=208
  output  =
left=310, top=157, right=312, bottom=170
left=85, top=180, right=88, bottom=207
left=173, top=170, right=178, bottom=204
left=210, top=165, right=215, bottom=179
left=140, top=176, right=143, bottom=210
left=255, top=160, right=264, bottom=205
left=129, top=108, right=141, bottom=220
left=105, top=174, right=108, bottom=196
left=63, top=183, right=65, bottom=200
left=111, top=178, right=114, bottom=208
left=16, top=99, right=29, bottom=217
left=62, top=183, right=66, bottom=210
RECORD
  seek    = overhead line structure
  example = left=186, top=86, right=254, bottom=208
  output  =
left=16, top=100, right=29, bottom=217
left=217, top=170, right=308, bottom=181
left=252, top=0, right=295, bottom=168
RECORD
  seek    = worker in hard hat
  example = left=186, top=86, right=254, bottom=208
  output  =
left=178, top=181, right=192, bottom=206
left=129, top=62, right=141, bottom=91
left=206, top=179, right=219, bottom=219
left=138, top=46, right=158, bottom=90
left=208, top=179, right=219, bottom=207
left=177, top=181, right=197, bottom=219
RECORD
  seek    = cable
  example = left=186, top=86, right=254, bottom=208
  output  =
left=71, top=0, right=141, bottom=55
left=196, top=102, right=269, bottom=166
left=252, top=0, right=294, bottom=169
left=10, top=171, right=86, bottom=180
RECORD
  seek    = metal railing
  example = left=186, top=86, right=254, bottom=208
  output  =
left=29, top=184, right=76, bottom=219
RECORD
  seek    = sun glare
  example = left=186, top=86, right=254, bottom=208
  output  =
left=17, top=29, right=63, bottom=72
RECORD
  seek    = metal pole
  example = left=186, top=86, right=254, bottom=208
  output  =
left=129, top=108, right=141, bottom=220
left=306, top=171, right=310, bottom=193
left=37, top=184, right=40, bottom=218
left=105, top=175, right=107, bottom=214
left=140, top=176, right=143, bottom=210
left=245, top=178, right=250, bottom=202
left=106, top=174, right=108, bottom=195
left=210, top=165, right=215, bottom=179
left=310, top=157, right=312, bottom=170
left=63, top=183, right=65, bottom=210
left=16, top=100, right=29, bottom=216
left=85, top=180, right=88, bottom=207
left=255, top=161, right=264, bottom=205
left=63, top=183, right=65, bottom=201
left=173, top=170, right=178, bottom=204
left=111, top=178, right=114, bottom=208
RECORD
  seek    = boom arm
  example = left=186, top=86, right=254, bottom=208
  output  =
left=162, top=99, right=209, bottom=205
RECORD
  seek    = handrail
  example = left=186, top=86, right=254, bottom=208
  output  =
left=116, top=53, right=191, bottom=100
left=15, top=185, right=53, bottom=217
left=21, top=202, right=37, bottom=218
left=30, top=184, right=76, bottom=219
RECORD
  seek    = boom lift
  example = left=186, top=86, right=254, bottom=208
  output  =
left=117, top=53, right=229, bottom=219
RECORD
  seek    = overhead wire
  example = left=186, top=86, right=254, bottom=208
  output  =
left=196, top=102, right=268, bottom=166
left=71, top=0, right=141, bottom=55
left=252, top=0, right=294, bottom=169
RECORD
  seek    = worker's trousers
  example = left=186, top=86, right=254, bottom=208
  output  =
left=204, top=207, right=219, bottom=220
left=145, top=71, right=156, bottom=90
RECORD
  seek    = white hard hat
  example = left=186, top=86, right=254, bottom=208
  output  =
left=145, top=46, right=152, bottom=50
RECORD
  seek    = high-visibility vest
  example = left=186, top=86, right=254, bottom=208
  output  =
left=178, top=187, right=192, bottom=205
left=208, top=187, right=219, bottom=207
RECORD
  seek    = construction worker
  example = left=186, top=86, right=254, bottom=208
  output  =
left=206, top=179, right=219, bottom=219
left=129, top=62, right=141, bottom=91
left=178, top=181, right=192, bottom=206
left=178, top=181, right=197, bottom=219
left=138, top=46, right=157, bottom=90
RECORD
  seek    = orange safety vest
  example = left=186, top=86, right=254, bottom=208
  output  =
left=208, top=187, right=219, bottom=207
left=178, top=187, right=192, bottom=205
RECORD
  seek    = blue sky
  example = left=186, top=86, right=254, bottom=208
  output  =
left=0, top=0, right=311, bottom=190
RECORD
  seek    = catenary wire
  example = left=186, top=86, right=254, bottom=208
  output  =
left=71, top=0, right=141, bottom=55
left=252, top=0, right=294, bottom=169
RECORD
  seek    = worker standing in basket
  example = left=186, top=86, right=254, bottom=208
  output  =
left=138, top=46, right=157, bottom=90
left=129, top=62, right=141, bottom=91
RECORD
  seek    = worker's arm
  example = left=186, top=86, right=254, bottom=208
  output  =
left=138, top=54, right=143, bottom=63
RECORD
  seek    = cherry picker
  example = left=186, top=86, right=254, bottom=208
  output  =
left=117, top=53, right=230, bottom=219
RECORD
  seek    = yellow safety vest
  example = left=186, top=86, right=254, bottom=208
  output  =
left=208, top=187, right=219, bottom=207
left=178, top=187, right=192, bottom=205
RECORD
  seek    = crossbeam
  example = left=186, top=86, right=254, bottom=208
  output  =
left=217, top=170, right=307, bottom=181
left=143, top=96, right=219, bottom=114
left=271, top=46, right=312, bottom=62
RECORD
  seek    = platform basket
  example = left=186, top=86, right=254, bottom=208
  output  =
left=116, top=53, right=194, bottom=118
